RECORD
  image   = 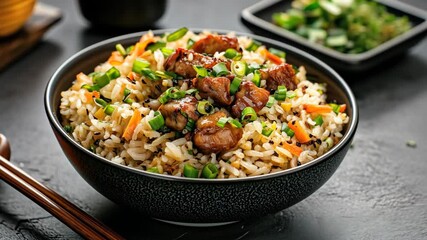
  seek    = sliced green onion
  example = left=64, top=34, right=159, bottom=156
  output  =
left=167, top=27, right=189, bottom=42
left=314, top=115, right=324, bottom=126
left=160, top=47, right=174, bottom=57
left=261, top=122, right=274, bottom=137
left=106, top=67, right=120, bottom=80
left=158, top=87, right=187, bottom=104
left=146, top=41, right=166, bottom=52
left=185, top=118, right=196, bottom=132
left=92, top=73, right=110, bottom=88
left=268, top=48, right=286, bottom=58
left=81, top=84, right=99, bottom=92
left=126, top=45, right=134, bottom=55
left=282, top=124, right=295, bottom=137
left=132, top=58, right=150, bottom=74
left=224, top=48, right=242, bottom=60
left=266, top=96, right=275, bottom=108
left=229, top=119, right=243, bottom=128
left=286, top=91, right=296, bottom=99
left=187, top=38, right=195, bottom=49
left=104, top=105, right=115, bottom=115
left=241, top=107, right=257, bottom=123
left=165, top=71, right=179, bottom=79
left=155, top=71, right=170, bottom=79
left=183, top=164, right=199, bottom=178
left=141, top=68, right=159, bottom=81
left=88, top=72, right=100, bottom=77
left=64, top=125, right=73, bottom=133
left=193, top=65, right=208, bottom=78
left=231, top=61, right=247, bottom=77
left=329, top=103, right=340, bottom=114
left=274, top=86, right=287, bottom=100
left=202, top=163, right=219, bottom=179
left=187, top=149, right=194, bottom=155
left=185, top=89, right=198, bottom=95
left=252, top=70, right=261, bottom=87
left=230, top=77, right=242, bottom=95
left=170, top=89, right=186, bottom=100
left=115, top=44, right=127, bottom=56
left=197, top=100, right=214, bottom=115
left=94, top=98, right=108, bottom=108
left=246, top=40, right=262, bottom=51
left=124, top=98, right=134, bottom=104
left=147, top=167, right=159, bottom=173
left=216, top=117, right=229, bottom=128
left=212, top=62, right=229, bottom=76
left=149, top=111, right=165, bottom=131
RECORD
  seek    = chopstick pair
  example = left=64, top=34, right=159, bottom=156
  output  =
left=0, top=137, right=124, bottom=240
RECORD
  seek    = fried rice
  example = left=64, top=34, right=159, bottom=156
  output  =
left=60, top=29, right=349, bottom=179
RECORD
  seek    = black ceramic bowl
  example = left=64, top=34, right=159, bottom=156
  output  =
left=77, top=0, right=166, bottom=29
left=45, top=29, right=358, bottom=225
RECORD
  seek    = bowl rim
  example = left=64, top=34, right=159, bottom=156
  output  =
left=241, top=0, right=427, bottom=65
left=45, top=28, right=359, bottom=183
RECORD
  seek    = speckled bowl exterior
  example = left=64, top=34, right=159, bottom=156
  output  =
left=45, top=29, right=358, bottom=224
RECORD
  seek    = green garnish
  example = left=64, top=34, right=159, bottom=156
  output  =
left=197, top=100, right=214, bottom=115
left=212, top=62, right=229, bottom=76
left=274, top=86, right=287, bottom=100
left=272, top=0, right=412, bottom=53
left=202, top=163, right=219, bottom=179
left=241, top=107, right=257, bottom=123
left=183, top=164, right=199, bottom=178
left=167, top=27, right=189, bottom=42
left=230, top=77, right=242, bottom=95
left=149, top=111, right=165, bottom=131
left=115, top=44, right=127, bottom=56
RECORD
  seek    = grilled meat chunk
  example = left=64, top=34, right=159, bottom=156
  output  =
left=164, top=48, right=230, bottom=78
left=192, top=76, right=233, bottom=106
left=158, top=96, right=199, bottom=131
left=231, top=81, right=270, bottom=118
left=192, top=35, right=241, bottom=55
left=260, top=63, right=298, bottom=91
left=193, top=111, right=243, bottom=154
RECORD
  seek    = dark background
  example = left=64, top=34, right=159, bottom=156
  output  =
left=1, top=0, right=427, bottom=239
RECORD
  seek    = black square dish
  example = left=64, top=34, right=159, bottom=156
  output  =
left=241, top=0, right=427, bottom=73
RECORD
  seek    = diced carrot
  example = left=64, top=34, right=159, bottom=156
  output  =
left=84, top=91, right=100, bottom=103
left=288, top=120, right=311, bottom=143
left=122, top=109, right=142, bottom=141
left=261, top=48, right=283, bottom=65
left=127, top=72, right=136, bottom=81
left=108, top=51, right=124, bottom=66
left=92, top=91, right=100, bottom=99
left=132, top=38, right=154, bottom=57
left=303, top=104, right=332, bottom=114
left=84, top=92, right=93, bottom=103
left=339, top=104, right=346, bottom=113
left=282, top=142, right=303, bottom=157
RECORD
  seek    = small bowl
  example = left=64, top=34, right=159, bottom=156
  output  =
left=77, top=0, right=166, bottom=29
left=45, top=29, right=358, bottom=225
left=241, top=0, right=427, bottom=73
left=0, top=0, right=36, bottom=37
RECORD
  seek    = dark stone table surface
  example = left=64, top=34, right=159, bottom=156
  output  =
left=1, top=0, right=427, bottom=239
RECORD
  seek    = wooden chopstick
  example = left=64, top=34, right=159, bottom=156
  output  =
left=0, top=155, right=124, bottom=240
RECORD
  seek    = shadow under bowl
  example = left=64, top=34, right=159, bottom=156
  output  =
left=44, top=29, right=358, bottom=224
